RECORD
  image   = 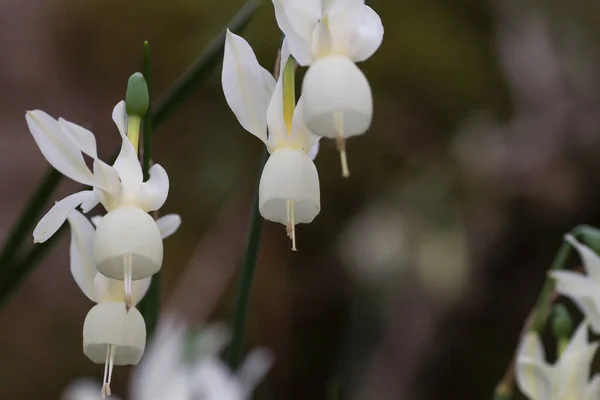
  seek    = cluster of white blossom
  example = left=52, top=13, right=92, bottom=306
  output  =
left=515, top=235, right=600, bottom=399
left=222, top=0, right=383, bottom=250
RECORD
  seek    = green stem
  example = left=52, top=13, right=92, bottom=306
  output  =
left=0, top=0, right=261, bottom=300
left=226, top=148, right=269, bottom=368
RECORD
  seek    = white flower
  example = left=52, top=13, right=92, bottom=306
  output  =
left=550, top=234, right=600, bottom=333
left=272, top=0, right=383, bottom=177
left=516, top=321, right=600, bottom=400
left=62, top=316, right=273, bottom=400
left=67, top=209, right=180, bottom=398
left=27, top=101, right=175, bottom=301
left=222, top=30, right=321, bottom=250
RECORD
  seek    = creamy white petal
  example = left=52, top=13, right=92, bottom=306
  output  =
left=349, top=5, right=384, bottom=62
left=80, top=192, right=100, bottom=214
left=515, top=357, right=553, bottom=400
left=93, top=274, right=151, bottom=306
left=57, top=118, right=98, bottom=158
left=291, top=96, right=321, bottom=154
left=282, top=0, right=322, bottom=41
left=557, top=322, right=597, bottom=391
left=518, top=331, right=545, bottom=361
left=66, top=209, right=97, bottom=302
left=565, top=234, right=600, bottom=284
left=113, top=137, right=143, bottom=187
left=325, top=0, right=364, bottom=55
left=26, top=111, right=97, bottom=187
left=156, top=214, right=182, bottom=240
left=237, top=348, right=274, bottom=395
left=551, top=270, right=596, bottom=296
left=573, top=297, right=600, bottom=333
left=266, top=74, right=288, bottom=148
left=587, top=375, right=600, bottom=398
left=273, top=4, right=313, bottom=66
left=308, top=140, right=320, bottom=161
left=33, top=190, right=95, bottom=243
left=112, top=101, right=127, bottom=138
left=222, top=30, right=275, bottom=143
left=138, top=163, right=169, bottom=212
left=92, top=158, right=121, bottom=211
left=90, top=215, right=102, bottom=227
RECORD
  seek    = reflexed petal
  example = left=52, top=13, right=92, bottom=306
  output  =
left=565, top=234, right=600, bottom=284
left=515, top=357, right=553, bottom=400
left=26, top=111, right=97, bottom=187
left=112, top=101, right=127, bottom=138
left=57, top=118, right=98, bottom=158
left=156, top=214, right=182, bottom=240
left=33, top=190, right=95, bottom=243
left=222, top=30, right=275, bottom=143
left=518, top=332, right=545, bottom=361
left=558, top=322, right=597, bottom=386
left=93, top=158, right=121, bottom=211
left=282, top=0, right=322, bottom=41
left=573, top=297, right=600, bottom=333
left=237, top=348, right=274, bottom=395
left=587, top=375, right=600, bottom=398
left=325, top=0, right=364, bottom=55
left=92, top=274, right=151, bottom=306
left=266, top=75, right=287, bottom=147
left=291, top=96, right=320, bottom=154
left=550, top=270, right=595, bottom=297
left=90, top=215, right=102, bottom=227
left=349, top=5, right=384, bottom=62
left=113, top=137, right=143, bottom=186
left=138, top=164, right=169, bottom=212
left=308, top=138, right=320, bottom=161
left=80, top=192, right=100, bottom=213
left=66, top=209, right=97, bottom=302
left=273, top=3, right=313, bottom=65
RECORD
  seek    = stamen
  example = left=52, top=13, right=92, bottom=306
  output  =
left=334, top=111, right=350, bottom=178
left=290, top=201, right=297, bottom=251
left=101, top=345, right=116, bottom=398
left=124, top=254, right=133, bottom=311
left=286, top=200, right=292, bottom=238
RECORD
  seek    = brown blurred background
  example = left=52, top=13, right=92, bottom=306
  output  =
left=1, top=0, right=600, bottom=398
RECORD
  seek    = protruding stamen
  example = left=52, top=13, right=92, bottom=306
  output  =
left=286, top=200, right=292, bottom=238
left=290, top=201, right=297, bottom=251
left=124, top=254, right=133, bottom=311
left=334, top=111, right=350, bottom=178
left=101, top=344, right=116, bottom=398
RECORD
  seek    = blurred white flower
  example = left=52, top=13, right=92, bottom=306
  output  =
left=272, top=0, right=383, bottom=177
left=550, top=234, right=600, bottom=333
left=27, top=101, right=178, bottom=303
left=222, top=30, right=321, bottom=250
left=62, top=316, right=273, bottom=400
left=67, top=209, right=180, bottom=397
left=515, top=321, right=600, bottom=399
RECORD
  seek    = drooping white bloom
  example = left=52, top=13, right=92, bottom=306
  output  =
left=222, top=30, right=321, bottom=250
left=67, top=209, right=180, bottom=398
left=515, top=321, right=600, bottom=400
left=27, top=101, right=174, bottom=303
left=62, top=316, right=273, bottom=400
left=550, top=235, right=600, bottom=333
left=272, top=0, right=383, bottom=176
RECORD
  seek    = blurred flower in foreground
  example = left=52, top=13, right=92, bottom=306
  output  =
left=67, top=209, right=180, bottom=397
left=551, top=234, right=600, bottom=333
left=515, top=321, right=600, bottom=400
left=222, top=31, right=321, bottom=250
left=272, top=0, right=383, bottom=177
left=62, top=316, right=273, bottom=399
left=27, top=98, right=176, bottom=306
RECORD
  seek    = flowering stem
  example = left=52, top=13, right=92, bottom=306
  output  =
left=0, top=0, right=261, bottom=300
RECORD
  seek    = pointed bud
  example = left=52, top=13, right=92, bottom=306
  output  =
left=125, top=72, right=149, bottom=117
left=551, top=303, right=573, bottom=339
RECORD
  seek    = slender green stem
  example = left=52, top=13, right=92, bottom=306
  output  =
left=227, top=148, right=269, bottom=368
left=0, top=1, right=261, bottom=300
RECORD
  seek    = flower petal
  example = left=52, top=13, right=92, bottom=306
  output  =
left=565, top=234, right=600, bottom=284
left=26, top=111, right=97, bottom=187
left=515, top=357, right=553, bottom=400
left=282, top=0, right=322, bottom=41
left=550, top=270, right=596, bottom=296
left=266, top=74, right=287, bottom=148
left=518, top=331, right=545, bottom=361
left=93, top=158, right=122, bottom=211
left=222, top=30, right=275, bottom=143
left=90, top=215, right=102, bottom=227
left=237, top=347, right=274, bottom=395
left=308, top=139, right=320, bottom=161
left=587, top=375, right=600, bottom=398
left=273, top=2, right=313, bottom=66
left=33, top=190, right=95, bottom=243
left=138, top=163, right=169, bottom=212
left=66, top=209, right=97, bottom=302
left=349, top=5, right=384, bottom=62
left=113, top=137, right=143, bottom=186
left=291, top=95, right=321, bottom=155
left=156, top=214, right=182, bottom=240
left=573, top=297, right=600, bottom=333
left=112, top=101, right=127, bottom=138
left=57, top=118, right=98, bottom=158
left=324, top=0, right=364, bottom=55
left=558, top=322, right=597, bottom=386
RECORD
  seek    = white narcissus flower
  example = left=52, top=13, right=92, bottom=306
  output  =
left=222, top=30, right=321, bottom=250
left=272, top=0, right=383, bottom=177
left=515, top=321, right=600, bottom=400
left=550, top=234, right=600, bottom=333
left=62, top=316, right=273, bottom=400
left=67, top=209, right=180, bottom=398
left=27, top=101, right=175, bottom=304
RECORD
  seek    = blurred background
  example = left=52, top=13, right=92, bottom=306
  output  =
left=1, top=0, right=600, bottom=398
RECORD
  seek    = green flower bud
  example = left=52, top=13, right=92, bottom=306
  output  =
left=125, top=72, right=149, bottom=117
left=551, top=303, right=573, bottom=339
